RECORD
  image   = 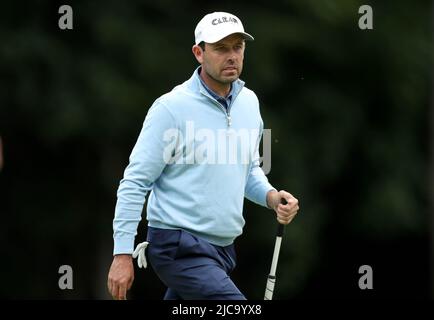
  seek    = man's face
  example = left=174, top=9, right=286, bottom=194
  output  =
left=198, top=34, right=246, bottom=84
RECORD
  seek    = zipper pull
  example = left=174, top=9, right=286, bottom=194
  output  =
left=227, top=115, right=232, bottom=127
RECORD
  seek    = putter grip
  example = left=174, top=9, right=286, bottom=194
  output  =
left=277, top=198, right=287, bottom=237
left=264, top=275, right=276, bottom=300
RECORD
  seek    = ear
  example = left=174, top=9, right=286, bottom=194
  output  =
left=192, top=45, right=204, bottom=64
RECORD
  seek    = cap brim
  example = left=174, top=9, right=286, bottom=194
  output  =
left=239, top=32, right=254, bottom=42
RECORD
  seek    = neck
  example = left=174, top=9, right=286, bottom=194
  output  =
left=200, top=68, right=231, bottom=97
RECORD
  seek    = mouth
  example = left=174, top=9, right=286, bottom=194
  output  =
left=222, top=66, right=237, bottom=72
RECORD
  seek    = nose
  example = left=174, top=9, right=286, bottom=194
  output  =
left=228, top=52, right=237, bottom=63
left=228, top=48, right=238, bottom=61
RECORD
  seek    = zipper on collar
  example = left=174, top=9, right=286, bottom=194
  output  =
left=200, top=90, right=232, bottom=128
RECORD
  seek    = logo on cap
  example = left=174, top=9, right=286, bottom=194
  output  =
left=211, top=16, right=238, bottom=26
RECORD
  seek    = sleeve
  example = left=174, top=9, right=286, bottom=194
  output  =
left=244, top=117, right=276, bottom=208
left=113, top=101, right=176, bottom=254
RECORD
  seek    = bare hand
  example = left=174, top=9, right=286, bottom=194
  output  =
left=267, top=190, right=299, bottom=224
left=107, top=254, right=134, bottom=300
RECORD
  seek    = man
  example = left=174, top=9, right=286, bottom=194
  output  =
left=107, top=12, right=299, bottom=300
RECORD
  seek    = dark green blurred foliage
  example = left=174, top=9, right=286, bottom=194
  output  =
left=0, top=0, right=431, bottom=299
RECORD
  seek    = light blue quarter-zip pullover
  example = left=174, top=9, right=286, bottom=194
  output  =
left=113, top=67, right=275, bottom=254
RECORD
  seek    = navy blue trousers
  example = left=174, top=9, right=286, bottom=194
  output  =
left=146, top=227, right=246, bottom=300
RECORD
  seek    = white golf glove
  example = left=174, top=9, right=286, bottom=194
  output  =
left=132, top=241, right=149, bottom=269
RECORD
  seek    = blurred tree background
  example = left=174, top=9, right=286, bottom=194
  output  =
left=0, top=0, right=432, bottom=299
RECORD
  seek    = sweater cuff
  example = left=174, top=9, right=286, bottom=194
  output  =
left=113, top=235, right=135, bottom=255
left=264, top=187, right=277, bottom=209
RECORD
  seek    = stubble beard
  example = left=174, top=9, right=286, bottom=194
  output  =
left=206, top=68, right=239, bottom=85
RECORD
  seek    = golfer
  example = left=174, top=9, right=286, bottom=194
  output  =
left=108, top=11, right=299, bottom=300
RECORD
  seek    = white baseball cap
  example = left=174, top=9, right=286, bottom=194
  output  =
left=194, top=12, right=254, bottom=45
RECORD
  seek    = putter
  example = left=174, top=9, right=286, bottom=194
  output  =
left=264, top=198, right=287, bottom=300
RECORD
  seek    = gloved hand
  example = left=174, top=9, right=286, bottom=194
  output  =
left=132, top=241, right=149, bottom=269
